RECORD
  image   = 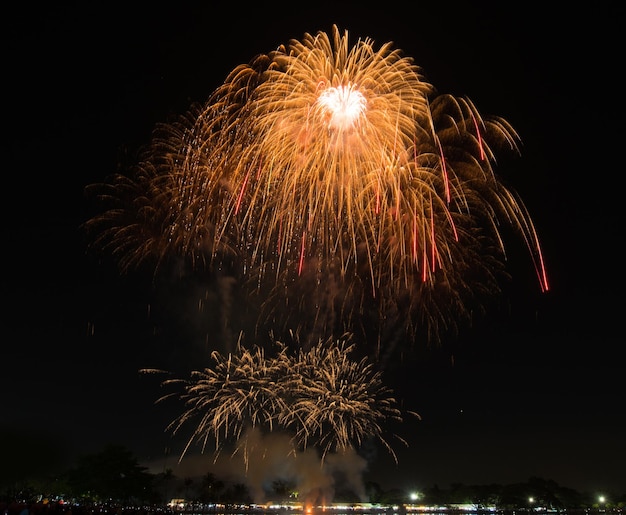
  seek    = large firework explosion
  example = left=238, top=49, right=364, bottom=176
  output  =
left=142, top=335, right=409, bottom=465
left=86, top=26, right=550, bottom=482
left=85, top=25, right=548, bottom=349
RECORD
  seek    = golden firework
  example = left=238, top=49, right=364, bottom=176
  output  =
left=141, top=335, right=407, bottom=464
left=86, top=25, right=549, bottom=346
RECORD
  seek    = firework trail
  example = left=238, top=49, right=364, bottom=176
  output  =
left=85, top=25, right=548, bottom=348
left=141, top=335, right=409, bottom=466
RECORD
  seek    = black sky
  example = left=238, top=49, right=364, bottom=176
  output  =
left=3, top=2, right=624, bottom=497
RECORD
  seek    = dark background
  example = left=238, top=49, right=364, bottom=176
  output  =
left=3, top=3, right=624, bottom=496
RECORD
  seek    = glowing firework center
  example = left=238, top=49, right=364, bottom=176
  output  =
left=316, top=83, right=367, bottom=133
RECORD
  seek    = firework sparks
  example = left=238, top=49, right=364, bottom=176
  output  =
left=142, top=335, right=409, bottom=464
left=281, top=337, right=407, bottom=461
left=85, top=26, right=549, bottom=344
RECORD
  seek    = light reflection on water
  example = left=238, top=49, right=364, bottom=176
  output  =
left=182, top=513, right=482, bottom=515
left=179, top=512, right=620, bottom=515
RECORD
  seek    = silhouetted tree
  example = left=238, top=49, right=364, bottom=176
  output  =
left=223, top=483, right=252, bottom=504
left=199, top=472, right=224, bottom=503
left=183, top=477, right=195, bottom=500
left=365, top=481, right=385, bottom=504
left=153, top=468, right=177, bottom=504
left=423, top=484, right=445, bottom=505
left=65, top=444, right=153, bottom=503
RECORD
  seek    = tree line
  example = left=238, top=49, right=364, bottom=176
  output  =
left=2, top=444, right=624, bottom=510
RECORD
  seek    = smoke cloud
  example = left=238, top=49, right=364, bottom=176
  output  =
left=148, top=427, right=369, bottom=504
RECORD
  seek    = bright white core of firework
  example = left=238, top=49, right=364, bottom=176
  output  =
left=317, top=84, right=367, bottom=131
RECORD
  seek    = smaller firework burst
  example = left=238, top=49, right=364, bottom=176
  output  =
left=141, top=334, right=414, bottom=464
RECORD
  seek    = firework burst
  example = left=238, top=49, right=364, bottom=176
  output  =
left=142, top=335, right=408, bottom=464
left=281, top=337, right=407, bottom=461
left=85, top=25, right=548, bottom=346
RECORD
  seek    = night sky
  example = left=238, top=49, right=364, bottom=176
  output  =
left=3, top=3, right=624, bottom=498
